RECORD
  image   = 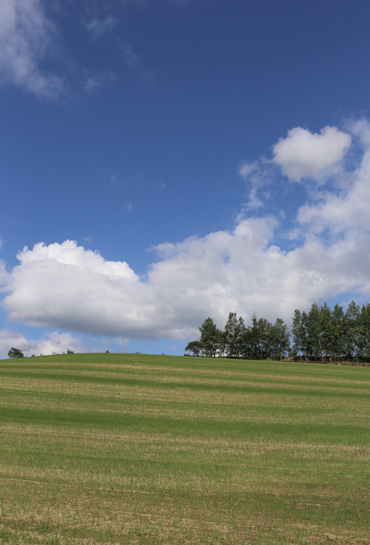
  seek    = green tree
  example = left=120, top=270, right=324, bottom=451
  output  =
left=345, top=301, right=361, bottom=361
left=8, top=347, right=24, bottom=359
left=223, top=313, right=246, bottom=358
left=223, top=312, right=238, bottom=357
left=256, top=317, right=273, bottom=359
left=358, top=304, right=370, bottom=360
left=292, top=309, right=308, bottom=359
left=184, top=340, right=204, bottom=357
left=320, top=303, right=334, bottom=361
left=243, top=314, right=273, bottom=359
left=199, top=317, right=222, bottom=357
left=307, top=303, right=322, bottom=360
left=331, top=304, right=346, bottom=361
left=245, top=313, right=261, bottom=359
left=235, top=316, right=247, bottom=358
left=270, top=317, right=290, bottom=359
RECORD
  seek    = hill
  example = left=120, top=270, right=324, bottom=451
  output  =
left=0, top=353, right=369, bottom=544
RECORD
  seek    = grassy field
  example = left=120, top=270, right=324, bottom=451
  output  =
left=0, top=353, right=369, bottom=545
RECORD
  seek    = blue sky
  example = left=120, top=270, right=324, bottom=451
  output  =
left=2, top=0, right=370, bottom=357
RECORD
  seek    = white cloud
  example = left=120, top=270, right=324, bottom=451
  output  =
left=0, top=330, right=28, bottom=358
left=273, top=126, right=351, bottom=181
left=3, top=121, right=370, bottom=344
left=4, top=240, right=155, bottom=338
left=0, top=329, right=86, bottom=359
left=297, top=120, right=370, bottom=234
left=3, top=205, right=370, bottom=342
left=32, top=331, right=87, bottom=357
left=0, top=0, right=64, bottom=99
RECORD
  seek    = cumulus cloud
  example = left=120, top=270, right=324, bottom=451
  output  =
left=0, top=329, right=86, bottom=359
left=297, top=120, right=370, bottom=235
left=3, top=206, right=370, bottom=342
left=273, top=126, right=351, bottom=181
left=0, top=0, right=64, bottom=98
left=31, top=331, right=87, bottom=357
left=3, top=121, right=370, bottom=344
left=0, top=330, right=28, bottom=358
left=4, top=241, right=158, bottom=338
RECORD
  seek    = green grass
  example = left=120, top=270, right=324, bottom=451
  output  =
left=0, top=353, right=369, bottom=544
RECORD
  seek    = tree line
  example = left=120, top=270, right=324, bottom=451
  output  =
left=185, top=312, right=290, bottom=359
left=292, top=301, right=370, bottom=362
left=185, top=301, right=370, bottom=362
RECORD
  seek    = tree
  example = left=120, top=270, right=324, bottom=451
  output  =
left=292, top=309, right=303, bottom=358
left=240, top=314, right=270, bottom=359
left=258, top=317, right=274, bottom=359
left=331, top=304, right=346, bottom=360
left=223, top=312, right=238, bottom=357
left=199, top=317, right=222, bottom=357
left=307, top=303, right=322, bottom=360
left=292, top=309, right=310, bottom=359
left=223, top=313, right=246, bottom=358
left=270, top=318, right=290, bottom=359
left=358, top=304, right=370, bottom=360
left=8, top=347, right=24, bottom=359
left=66, top=348, right=74, bottom=354
left=245, top=313, right=261, bottom=359
left=184, top=340, right=204, bottom=357
left=345, top=301, right=361, bottom=361
left=235, top=316, right=247, bottom=358
left=320, top=303, right=335, bottom=361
